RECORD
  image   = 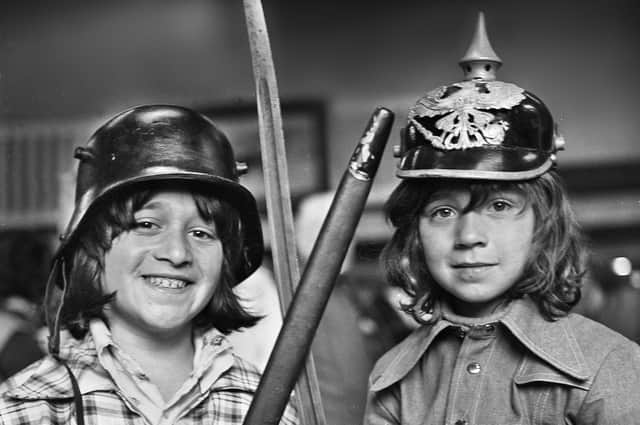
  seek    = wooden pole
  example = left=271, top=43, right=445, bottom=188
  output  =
left=243, top=108, right=394, bottom=425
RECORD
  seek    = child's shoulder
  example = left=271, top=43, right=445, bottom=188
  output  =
left=0, top=356, right=78, bottom=425
left=506, top=297, right=640, bottom=372
left=0, top=355, right=71, bottom=399
left=564, top=312, right=640, bottom=360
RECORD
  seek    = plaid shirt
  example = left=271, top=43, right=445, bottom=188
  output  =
left=0, top=327, right=298, bottom=425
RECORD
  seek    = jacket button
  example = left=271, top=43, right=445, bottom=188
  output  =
left=466, top=362, right=481, bottom=374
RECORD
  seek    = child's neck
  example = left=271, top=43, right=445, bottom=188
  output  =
left=443, top=295, right=511, bottom=323
left=108, top=321, right=196, bottom=401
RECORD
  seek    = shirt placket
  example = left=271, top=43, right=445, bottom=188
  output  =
left=94, top=324, right=232, bottom=425
left=446, top=323, right=498, bottom=425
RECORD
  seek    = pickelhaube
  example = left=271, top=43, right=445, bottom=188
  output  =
left=57, top=104, right=263, bottom=284
left=394, top=12, right=565, bottom=180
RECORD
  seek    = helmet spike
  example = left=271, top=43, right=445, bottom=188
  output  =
left=459, top=12, right=502, bottom=81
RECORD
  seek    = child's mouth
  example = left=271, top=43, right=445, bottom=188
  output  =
left=452, top=263, right=497, bottom=280
left=453, top=262, right=497, bottom=268
left=144, top=275, right=193, bottom=290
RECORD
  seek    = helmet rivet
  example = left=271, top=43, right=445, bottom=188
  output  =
left=553, top=124, right=566, bottom=151
left=73, top=146, right=95, bottom=161
left=393, top=145, right=402, bottom=157
left=236, top=161, right=249, bottom=175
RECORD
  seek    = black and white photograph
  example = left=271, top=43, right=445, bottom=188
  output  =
left=0, top=1, right=638, bottom=424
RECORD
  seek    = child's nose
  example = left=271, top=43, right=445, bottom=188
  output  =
left=152, top=229, right=194, bottom=266
left=454, top=212, right=488, bottom=249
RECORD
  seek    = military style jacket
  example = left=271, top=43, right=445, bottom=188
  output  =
left=365, top=297, right=640, bottom=425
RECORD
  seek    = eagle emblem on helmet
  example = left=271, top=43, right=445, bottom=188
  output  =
left=409, top=80, right=526, bottom=150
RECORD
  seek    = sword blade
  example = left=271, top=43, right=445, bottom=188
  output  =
left=242, top=1, right=326, bottom=424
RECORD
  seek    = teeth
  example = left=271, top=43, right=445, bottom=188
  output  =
left=147, top=276, right=187, bottom=289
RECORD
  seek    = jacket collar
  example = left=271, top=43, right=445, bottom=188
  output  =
left=369, top=319, right=449, bottom=392
left=370, top=296, right=589, bottom=392
left=501, top=297, right=589, bottom=380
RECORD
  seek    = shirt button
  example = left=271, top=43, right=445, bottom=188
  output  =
left=467, top=362, right=481, bottom=374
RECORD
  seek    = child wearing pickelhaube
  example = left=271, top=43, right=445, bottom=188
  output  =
left=364, top=14, right=640, bottom=425
left=0, top=105, right=298, bottom=424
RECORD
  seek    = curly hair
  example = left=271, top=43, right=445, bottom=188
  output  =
left=381, top=171, right=586, bottom=321
left=57, top=181, right=261, bottom=339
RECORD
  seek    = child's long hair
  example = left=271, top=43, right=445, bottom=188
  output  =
left=381, top=170, right=586, bottom=321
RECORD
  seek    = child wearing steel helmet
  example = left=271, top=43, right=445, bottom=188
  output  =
left=364, top=14, right=640, bottom=425
left=0, top=105, right=298, bottom=425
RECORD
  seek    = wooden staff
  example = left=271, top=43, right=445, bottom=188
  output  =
left=243, top=107, right=395, bottom=425
left=242, top=1, right=325, bottom=424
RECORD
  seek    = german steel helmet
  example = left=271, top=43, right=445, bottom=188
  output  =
left=58, top=104, right=263, bottom=283
left=395, top=12, right=565, bottom=180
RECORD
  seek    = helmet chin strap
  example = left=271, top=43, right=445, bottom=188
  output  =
left=44, top=258, right=63, bottom=356
left=43, top=257, right=86, bottom=425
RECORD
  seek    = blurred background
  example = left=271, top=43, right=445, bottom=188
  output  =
left=0, top=0, right=638, bottom=417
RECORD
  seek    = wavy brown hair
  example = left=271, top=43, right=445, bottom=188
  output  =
left=381, top=171, right=586, bottom=321
left=57, top=181, right=261, bottom=339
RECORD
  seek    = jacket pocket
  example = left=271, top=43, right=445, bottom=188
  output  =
left=514, top=371, right=589, bottom=425
left=514, top=372, right=590, bottom=391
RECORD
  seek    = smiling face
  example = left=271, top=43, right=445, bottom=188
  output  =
left=102, top=189, right=223, bottom=338
left=418, top=185, right=535, bottom=317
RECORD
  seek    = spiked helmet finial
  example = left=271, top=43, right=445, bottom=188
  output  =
left=459, top=12, right=502, bottom=80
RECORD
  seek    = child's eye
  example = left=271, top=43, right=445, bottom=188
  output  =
left=133, top=220, right=159, bottom=231
left=487, top=199, right=514, bottom=214
left=190, top=229, right=217, bottom=241
left=430, top=207, right=456, bottom=220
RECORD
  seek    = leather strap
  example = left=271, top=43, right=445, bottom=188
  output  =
left=61, top=360, right=85, bottom=425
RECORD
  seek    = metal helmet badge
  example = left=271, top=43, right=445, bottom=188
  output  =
left=395, top=12, right=565, bottom=180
